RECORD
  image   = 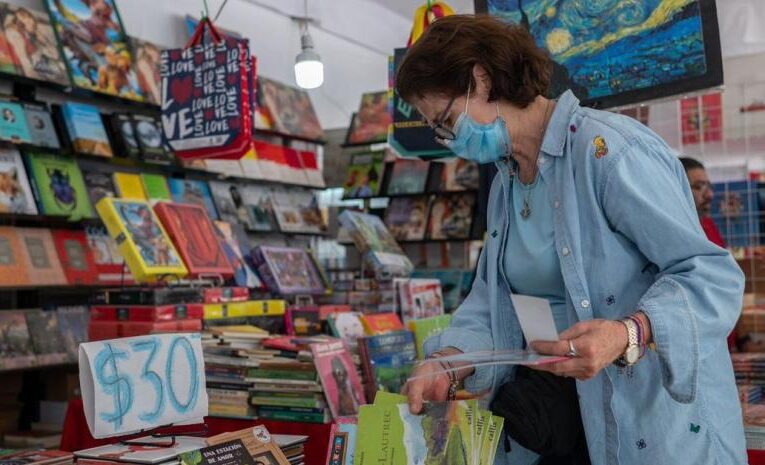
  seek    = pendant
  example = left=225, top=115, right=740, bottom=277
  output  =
left=521, top=199, right=531, bottom=220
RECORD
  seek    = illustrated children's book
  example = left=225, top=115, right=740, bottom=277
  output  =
left=0, top=148, right=37, bottom=214
left=397, top=278, right=444, bottom=324
left=408, top=314, right=452, bottom=359
left=154, top=202, right=233, bottom=278
left=327, top=312, right=365, bottom=349
left=95, top=197, right=187, bottom=283
left=140, top=174, right=171, bottom=202
left=358, top=331, right=416, bottom=403
left=59, top=102, right=113, bottom=157
left=25, top=152, right=93, bottom=220
left=0, top=100, right=31, bottom=143
left=310, top=340, right=366, bottom=419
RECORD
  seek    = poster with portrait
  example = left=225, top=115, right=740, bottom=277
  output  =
left=477, top=0, right=723, bottom=109
left=259, top=77, right=324, bottom=141
left=45, top=0, right=143, bottom=100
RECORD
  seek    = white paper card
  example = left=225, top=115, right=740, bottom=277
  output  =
left=510, top=294, right=559, bottom=344
left=78, top=333, right=208, bottom=439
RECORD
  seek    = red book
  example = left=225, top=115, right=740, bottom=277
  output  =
left=154, top=202, right=234, bottom=278
left=202, top=287, right=250, bottom=303
left=91, top=304, right=204, bottom=322
left=121, top=319, right=202, bottom=337
left=52, top=230, right=99, bottom=285
left=88, top=321, right=122, bottom=341
left=318, top=304, right=351, bottom=321
left=360, top=313, right=404, bottom=335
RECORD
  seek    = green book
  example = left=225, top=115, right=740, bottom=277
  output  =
left=25, top=152, right=93, bottom=220
left=245, top=368, right=316, bottom=381
left=373, top=391, right=407, bottom=405
left=407, top=314, right=452, bottom=359
left=141, top=173, right=171, bottom=201
left=250, top=396, right=325, bottom=409
left=255, top=408, right=329, bottom=423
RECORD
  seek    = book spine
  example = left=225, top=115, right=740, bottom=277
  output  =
left=255, top=409, right=329, bottom=424
left=256, top=406, right=326, bottom=415
left=246, top=369, right=316, bottom=381
left=358, top=338, right=376, bottom=404
left=250, top=397, right=325, bottom=409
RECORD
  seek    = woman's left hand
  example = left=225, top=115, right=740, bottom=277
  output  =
left=529, top=319, right=629, bottom=381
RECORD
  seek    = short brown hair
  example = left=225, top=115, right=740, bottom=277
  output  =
left=396, top=15, right=551, bottom=109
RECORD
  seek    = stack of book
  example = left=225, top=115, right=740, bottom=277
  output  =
left=0, top=449, right=72, bottom=464
left=740, top=384, right=763, bottom=404
left=273, top=435, right=308, bottom=465
left=732, top=352, right=765, bottom=385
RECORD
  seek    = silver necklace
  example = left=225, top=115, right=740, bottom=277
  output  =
left=520, top=100, right=553, bottom=220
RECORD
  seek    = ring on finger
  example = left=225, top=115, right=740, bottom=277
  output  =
left=566, top=339, right=579, bottom=357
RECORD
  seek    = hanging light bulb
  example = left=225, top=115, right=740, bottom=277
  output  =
left=294, top=23, right=324, bottom=89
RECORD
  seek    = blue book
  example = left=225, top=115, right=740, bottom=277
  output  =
left=358, top=330, right=416, bottom=403
left=167, top=178, right=219, bottom=220
left=60, top=103, right=113, bottom=157
left=0, top=101, right=31, bottom=143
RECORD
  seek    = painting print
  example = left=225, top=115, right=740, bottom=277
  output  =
left=482, top=0, right=720, bottom=107
left=45, top=0, right=143, bottom=100
left=116, top=201, right=182, bottom=268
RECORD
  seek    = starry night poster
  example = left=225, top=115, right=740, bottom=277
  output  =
left=477, top=0, right=723, bottom=108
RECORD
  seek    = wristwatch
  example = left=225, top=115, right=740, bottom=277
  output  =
left=615, top=318, right=641, bottom=367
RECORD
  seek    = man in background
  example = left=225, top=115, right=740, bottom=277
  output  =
left=680, top=157, right=726, bottom=247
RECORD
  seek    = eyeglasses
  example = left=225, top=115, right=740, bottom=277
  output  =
left=428, top=96, right=456, bottom=141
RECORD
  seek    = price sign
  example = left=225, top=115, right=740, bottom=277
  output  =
left=79, top=333, right=208, bottom=438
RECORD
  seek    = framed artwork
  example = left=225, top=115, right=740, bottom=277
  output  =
left=346, top=91, right=391, bottom=145
left=45, top=0, right=143, bottom=100
left=476, top=0, right=723, bottom=109
left=259, top=77, right=324, bottom=141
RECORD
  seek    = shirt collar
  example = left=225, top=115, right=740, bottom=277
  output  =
left=540, top=90, right=580, bottom=157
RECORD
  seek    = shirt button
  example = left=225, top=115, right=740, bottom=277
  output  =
left=561, top=247, right=570, bottom=256
left=581, top=299, right=590, bottom=308
left=554, top=200, right=560, bottom=209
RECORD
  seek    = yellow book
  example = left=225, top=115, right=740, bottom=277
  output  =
left=261, top=299, right=286, bottom=316
left=95, top=197, right=187, bottom=283
left=113, top=172, right=147, bottom=200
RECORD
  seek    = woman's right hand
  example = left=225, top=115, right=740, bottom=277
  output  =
left=402, top=360, right=453, bottom=414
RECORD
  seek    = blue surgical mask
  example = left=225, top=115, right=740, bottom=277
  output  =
left=445, top=87, right=512, bottom=164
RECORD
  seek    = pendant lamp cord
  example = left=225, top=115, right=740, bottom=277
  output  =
left=213, top=0, right=230, bottom=21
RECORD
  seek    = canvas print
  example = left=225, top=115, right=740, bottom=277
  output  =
left=26, top=152, right=93, bottom=219
left=343, top=151, right=384, bottom=198
left=209, top=181, right=251, bottom=228
left=384, top=196, right=429, bottom=241
left=0, top=311, right=36, bottom=369
left=25, top=309, right=67, bottom=365
left=168, top=178, right=219, bottom=220
left=387, top=158, right=430, bottom=195
left=270, top=187, right=324, bottom=234
left=311, top=340, right=366, bottom=419
left=438, top=158, right=479, bottom=192
left=45, top=0, right=144, bottom=100
left=23, top=103, right=61, bottom=148
left=0, top=100, right=31, bottom=143
left=427, top=192, right=475, bottom=240
left=479, top=0, right=723, bottom=108
left=130, top=36, right=161, bottom=105
left=260, top=77, right=324, bottom=140
left=0, top=148, right=37, bottom=214
left=0, top=4, right=69, bottom=85
left=346, top=91, right=391, bottom=145
left=240, top=184, right=276, bottom=232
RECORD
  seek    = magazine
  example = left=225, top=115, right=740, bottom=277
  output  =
left=384, top=196, right=429, bottom=241
left=343, top=151, right=384, bottom=198
left=427, top=192, right=475, bottom=240
left=310, top=340, right=365, bottom=419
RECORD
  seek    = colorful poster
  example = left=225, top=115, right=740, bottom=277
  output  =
left=260, top=77, right=324, bottom=141
left=480, top=0, right=723, bottom=108
left=45, top=0, right=143, bottom=100
left=681, top=92, right=723, bottom=145
left=346, top=91, right=391, bottom=145
left=0, top=4, right=69, bottom=85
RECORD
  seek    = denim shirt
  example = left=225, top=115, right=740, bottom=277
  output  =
left=423, top=91, right=746, bottom=465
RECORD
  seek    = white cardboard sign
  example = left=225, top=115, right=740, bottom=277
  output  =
left=510, top=294, right=560, bottom=344
left=79, top=333, right=208, bottom=438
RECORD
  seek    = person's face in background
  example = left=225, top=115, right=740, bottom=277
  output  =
left=687, top=167, right=714, bottom=217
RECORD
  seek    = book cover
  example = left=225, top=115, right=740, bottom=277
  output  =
left=270, top=187, right=324, bottom=234
left=133, top=114, right=171, bottom=164
left=408, top=314, right=453, bottom=360
left=0, top=310, right=36, bottom=369
left=209, top=181, right=251, bottom=228
left=240, top=184, right=276, bottom=232
left=0, top=449, right=72, bottom=464
left=346, top=92, right=390, bottom=145
left=397, top=279, right=444, bottom=324
left=85, top=224, right=134, bottom=285
left=358, top=331, right=416, bottom=402
left=108, top=113, right=141, bottom=159
left=113, top=172, right=147, bottom=200
left=81, top=167, right=116, bottom=209
left=327, top=312, right=365, bottom=348
left=343, top=151, right=384, bottom=198
left=338, top=210, right=412, bottom=278
left=52, top=229, right=98, bottom=285
left=60, top=103, right=113, bottom=157
left=282, top=147, right=310, bottom=186
left=326, top=418, right=357, bottom=465
left=384, top=196, right=429, bottom=241
left=259, top=77, right=324, bottom=140
left=75, top=436, right=207, bottom=464
left=298, top=150, right=324, bottom=188
left=310, top=340, right=366, bottom=419
left=95, top=197, right=187, bottom=283
left=427, top=192, right=475, bottom=240
left=25, top=152, right=93, bottom=219
left=360, top=313, right=404, bottom=335
left=255, top=246, right=325, bottom=295
left=168, top=178, right=219, bottom=220
left=130, top=36, right=162, bottom=106
left=386, top=159, right=430, bottom=195
left=411, top=270, right=466, bottom=312
left=213, top=221, right=262, bottom=289
left=437, top=159, right=479, bottom=192
left=25, top=309, right=67, bottom=365
left=0, top=4, right=68, bottom=84
left=0, top=100, right=31, bottom=143
left=0, top=147, right=37, bottom=214
left=154, top=202, right=233, bottom=278
left=22, top=103, right=60, bottom=149
left=179, top=439, right=256, bottom=465
left=0, top=227, right=29, bottom=286
left=285, top=307, right=322, bottom=336
left=18, top=227, right=66, bottom=285
left=141, top=174, right=171, bottom=202
left=56, top=305, right=89, bottom=362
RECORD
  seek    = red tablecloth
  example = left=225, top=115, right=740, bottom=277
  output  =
left=60, top=398, right=331, bottom=465
left=750, top=449, right=765, bottom=465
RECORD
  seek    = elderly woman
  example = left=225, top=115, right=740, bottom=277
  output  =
left=399, top=15, right=745, bottom=465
